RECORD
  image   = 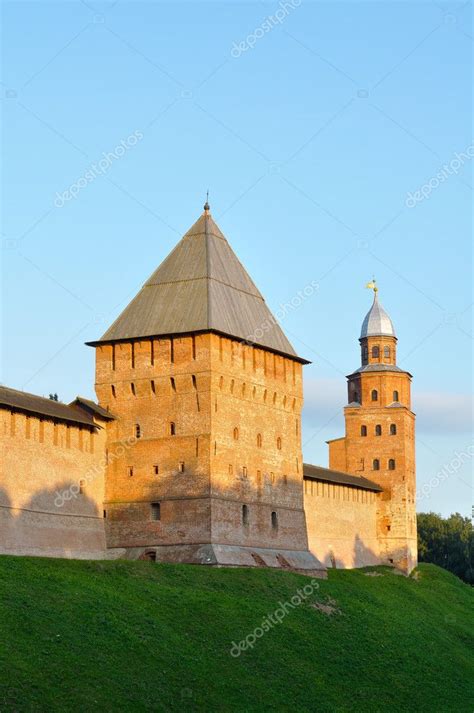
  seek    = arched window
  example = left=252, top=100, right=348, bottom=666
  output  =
left=362, top=346, right=368, bottom=364
left=371, top=390, right=378, bottom=401
left=393, top=390, right=399, bottom=402
left=361, top=425, right=367, bottom=437
left=372, top=346, right=380, bottom=358
left=384, top=346, right=390, bottom=358
left=388, top=459, right=396, bottom=470
left=375, top=425, right=382, bottom=436
left=276, top=436, right=282, bottom=450
left=390, top=424, right=397, bottom=435
left=233, top=427, right=239, bottom=441
left=170, top=422, right=176, bottom=436
left=271, top=511, right=278, bottom=530
left=373, top=459, right=380, bottom=471
left=257, top=433, right=262, bottom=448
left=242, top=504, right=249, bottom=526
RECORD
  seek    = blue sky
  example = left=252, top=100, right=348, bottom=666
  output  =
left=2, top=0, right=472, bottom=517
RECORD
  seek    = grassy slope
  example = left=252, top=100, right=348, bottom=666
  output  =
left=0, top=558, right=472, bottom=713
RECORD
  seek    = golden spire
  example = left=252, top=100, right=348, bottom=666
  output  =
left=365, top=277, right=378, bottom=293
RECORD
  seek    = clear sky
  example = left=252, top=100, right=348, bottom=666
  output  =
left=2, top=0, right=472, bottom=517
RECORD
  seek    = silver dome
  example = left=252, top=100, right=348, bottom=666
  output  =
left=360, top=292, right=396, bottom=338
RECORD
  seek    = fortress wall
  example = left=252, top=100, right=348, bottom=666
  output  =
left=303, top=480, right=380, bottom=568
left=0, top=408, right=107, bottom=558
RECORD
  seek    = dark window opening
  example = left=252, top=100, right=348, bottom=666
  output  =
left=170, top=339, right=174, bottom=363
left=130, top=383, right=136, bottom=396
left=373, top=459, right=380, bottom=471
left=277, top=436, right=282, bottom=450
left=384, top=346, right=390, bottom=358
left=390, top=424, right=397, bottom=435
left=371, top=390, right=378, bottom=401
left=271, top=511, right=278, bottom=530
left=233, top=427, right=239, bottom=441
left=170, top=377, right=176, bottom=392
left=192, top=335, right=196, bottom=360
left=372, top=346, right=380, bottom=358
left=393, top=390, right=399, bottom=402
left=192, top=375, right=197, bottom=390
left=128, top=466, right=134, bottom=477
left=257, top=433, right=262, bottom=447
left=103, top=510, right=107, bottom=519
left=151, top=380, right=156, bottom=395
left=79, top=479, right=85, bottom=494
left=361, top=425, right=367, bottom=437
left=151, top=503, right=161, bottom=521
left=242, top=504, right=249, bottom=526
left=111, top=385, right=116, bottom=398
left=170, top=422, right=176, bottom=436
left=178, top=461, right=185, bottom=473
left=153, top=465, right=159, bottom=475
left=375, top=424, right=382, bottom=436
left=135, top=423, right=141, bottom=439
left=388, top=459, right=396, bottom=470
left=131, top=342, right=135, bottom=368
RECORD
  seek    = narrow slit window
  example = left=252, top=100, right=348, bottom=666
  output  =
left=153, top=465, right=159, bottom=475
left=277, top=436, right=282, bottom=450
left=135, top=424, right=141, bottom=439
left=242, top=504, right=249, bottom=526
left=393, top=390, right=399, bottom=402
left=111, top=384, right=116, bottom=398
left=192, top=335, right=196, bottom=360
left=151, top=502, right=161, bottom=521
left=233, top=427, right=239, bottom=441
left=257, top=433, right=262, bottom=448
left=361, top=425, right=367, bottom=437
left=170, top=422, right=176, bottom=436
left=178, top=461, right=185, bottom=473
left=131, top=342, right=135, bottom=368
left=128, top=466, right=134, bottom=477
left=170, top=377, right=176, bottom=392
left=131, top=383, right=136, bottom=396
left=271, top=511, right=278, bottom=530
left=151, top=380, right=156, bottom=395
left=79, top=479, right=85, bottom=494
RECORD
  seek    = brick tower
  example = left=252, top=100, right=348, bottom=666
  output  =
left=88, top=202, right=322, bottom=572
left=327, top=285, right=417, bottom=572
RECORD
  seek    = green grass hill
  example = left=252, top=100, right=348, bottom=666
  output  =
left=0, top=557, right=472, bottom=712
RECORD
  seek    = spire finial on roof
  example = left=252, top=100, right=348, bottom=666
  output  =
left=203, top=190, right=210, bottom=213
left=365, top=277, right=378, bottom=294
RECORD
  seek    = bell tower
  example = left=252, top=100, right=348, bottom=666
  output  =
left=328, top=284, right=417, bottom=572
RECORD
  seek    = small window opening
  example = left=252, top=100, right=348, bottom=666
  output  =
left=192, top=375, right=197, bottom=390
left=257, top=433, right=262, bottom=448
left=192, top=335, right=196, bottom=360
left=131, top=342, right=135, bottom=368
left=276, top=436, right=282, bottom=450
left=111, top=385, right=116, bottom=398
left=151, top=380, right=156, bottom=395
left=372, top=346, right=380, bottom=358
left=233, top=427, right=239, bottom=441
left=170, top=377, right=176, bottom=392
left=128, top=466, right=134, bottom=477
left=373, top=459, right=380, bottom=471
left=371, top=389, right=378, bottom=401
left=130, top=383, right=136, bottom=396
left=170, top=339, right=174, bottom=363
left=151, top=502, right=161, bottom=521
left=388, top=459, right=396, bottom=471
left=242, top=466, right=248, bottom=477
left=375, top=424, right=382, bottom=436
left=271, top=511, right=278, bottom=530
left=361, top=425, right=367, bottom=437
left=178, top=461, right=185, bottom=473
left=135, top=423, right=141, bottom=439
left=384, top=346, right=390, bottom=358
left=390, top=424, right=397, bottom=435
left=153, top=465, right=159, bottom=475
left=242, top=504, right=249, bottom=526
left=79, top=479, right=85, bottom=494
left=170, top=422, right=176, bottom=436
left=393, top=390, right=399, bottom=402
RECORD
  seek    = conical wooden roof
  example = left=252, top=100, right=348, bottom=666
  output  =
left=89, top=208, right=304, bottom=361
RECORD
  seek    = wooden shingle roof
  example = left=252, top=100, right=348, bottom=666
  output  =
left=0, top=386, right=100, bottom=428
left=303, top=463, right=383, bottom=492
left=87, top=208, right=306, bottom=362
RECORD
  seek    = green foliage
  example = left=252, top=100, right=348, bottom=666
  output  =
left=0, top=557, right=473, bottom=712
left=418, top=511, right=474, bottom=584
